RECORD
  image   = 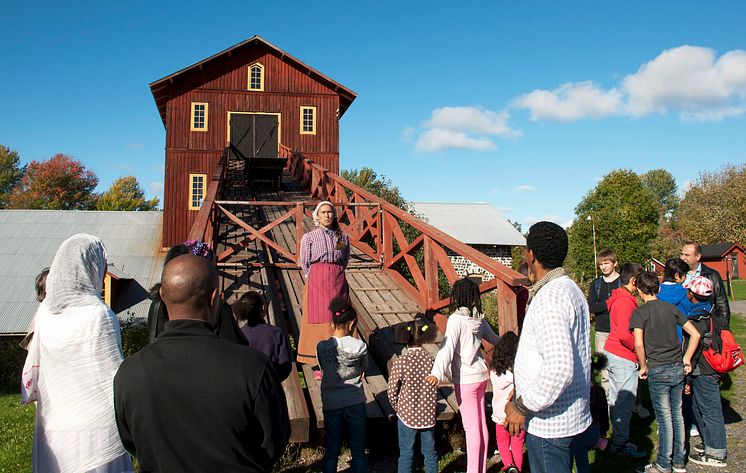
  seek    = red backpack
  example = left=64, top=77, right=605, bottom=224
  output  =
left=702, top=316, right=744, bottom=373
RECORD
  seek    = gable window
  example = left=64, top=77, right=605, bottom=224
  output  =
left=190, top=102, right=208, bottom=131
left=248, top=63, right=264, bottom=91
left=189, top=173, right=207, bottom=210
left=300, top=106, right=316, bottom=135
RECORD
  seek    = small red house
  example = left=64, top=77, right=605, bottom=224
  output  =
left=700, top=242, right=745, bottom=280
left=150, top=36, right=357, bottom=247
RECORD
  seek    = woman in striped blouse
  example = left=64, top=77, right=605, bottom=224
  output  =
left=297, top=201, right=350, bottom=377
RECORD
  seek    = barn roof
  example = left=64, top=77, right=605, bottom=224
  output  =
left=149, top=35, right=357, bottom=125
left=0, top=210, right=164, bottom=335
left=412, top=202, right=526, bottom=246
left=701, top=242, right=744, bottom=259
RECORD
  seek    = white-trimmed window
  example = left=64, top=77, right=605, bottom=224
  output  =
left=190, top=102, right=208, bottom=131
left=300, top=106, right=316, bottom=135
left=248, top=63, right=264, bottom=91
left=189, top=173, right=207, bottom=210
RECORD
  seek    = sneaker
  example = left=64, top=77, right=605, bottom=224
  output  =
left=633, top=403, right=652, bottom=419
left=688, top=452, right=727, bottom=468
left=635, top=463, right=671, bottom=473
left=691, top=442, right=704, bottom=454
left=312, top=369, right=323, bottom=381
left=613, top=442, right=647, bottom=458
left=689, top=425, right=700, bottom=437
left=672, top=464, right=686, bottom=473
left=505, top=467, right=519, bottom=473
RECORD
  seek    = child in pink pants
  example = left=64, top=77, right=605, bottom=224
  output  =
left=490, top=332, right=525, bottom=473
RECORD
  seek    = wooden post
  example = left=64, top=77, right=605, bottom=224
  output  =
left=424, top=237, right=439, bottom=309
left=496, top=279, right=519, bottom=335
left=295, top=203, right=304, bottom=264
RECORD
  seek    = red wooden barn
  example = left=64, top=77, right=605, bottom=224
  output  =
left=700, top=242, right=745, bottom=280
left=150, top=36, right=357, bottom=247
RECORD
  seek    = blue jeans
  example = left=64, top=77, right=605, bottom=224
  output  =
left=605, top=351, right=639, bottom=449
left=648, top=363, right=685, bottom=469
left=527, top=426, right=591, bottom=473
left=322, top=403, right=367, bottom=473
left=397, top=418, right=437, bottom=473
left=571, top=423, right=599, bottom=473
left=691, top=374, right=727, bottom=457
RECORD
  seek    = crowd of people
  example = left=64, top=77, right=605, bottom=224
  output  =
left=18, top=207, right=734, bottom=473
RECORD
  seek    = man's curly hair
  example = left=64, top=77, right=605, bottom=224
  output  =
left=526, top=221, right=568, bottom=269
left=490, top=331, right=519, bottom=376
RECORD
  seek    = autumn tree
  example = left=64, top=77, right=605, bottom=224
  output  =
left=8, top=153, right=98, bottom=210
left=567, top=169, right=659, bottom=282
left=0, top=145, right=25, bottom=208
left=97, top=175, right=159, bottom=211
left=677, top=163, right=746, bottom=245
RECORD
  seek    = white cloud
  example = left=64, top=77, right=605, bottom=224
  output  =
left=411, top=106, right=518, bottom=153
left=425, top=106, right=515, bottom=136
left=512, top=46, right=746, bottom=122
left=415, top=128, right=497, bottom=153
left=514, top=81, right=624, bottom=122
left=126, top=142, right=144, bottom=150
left=513, top=184, right=537, bottom=192
left=623, top=46, right=746, bottom=119
left=495, top=206, right=513, bottom=214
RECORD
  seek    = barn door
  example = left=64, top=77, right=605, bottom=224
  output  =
left=230, top=114, right=279, bottom=159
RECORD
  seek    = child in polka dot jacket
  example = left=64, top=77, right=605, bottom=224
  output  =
left=388, top=316, right=439, bottom=473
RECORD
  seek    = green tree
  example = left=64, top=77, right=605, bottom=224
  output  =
left=641, top=169, right=679, bottom=218
left=677, top=163, right=746, bottom=245
left=97, top=175, right=159, bottom=211
left=8, top=153, right=98, bottom=210
left=567, top=169, right=659, bottom=283
left=341, top=167, right=409, bottom=210
left=0, top=145, right=24, bottom=208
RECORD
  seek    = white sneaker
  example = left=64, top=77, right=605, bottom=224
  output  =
left=690, top=425, right=700, bottom=437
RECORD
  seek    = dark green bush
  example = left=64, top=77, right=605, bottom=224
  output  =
left=120, top=312, right=150, bottom=357
left=0, top=337, right=26, bottom=392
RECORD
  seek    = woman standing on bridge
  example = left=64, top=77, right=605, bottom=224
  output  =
left=298, top=201, right=350, bottom=376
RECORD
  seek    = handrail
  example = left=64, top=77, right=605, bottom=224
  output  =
left=286, top=150, right=528, bottom=333
left=187, top=147, right=229, bottom=247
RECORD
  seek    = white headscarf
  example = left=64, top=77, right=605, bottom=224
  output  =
left=44, top=233, right=107, bottom=313
left=312, top=200, right=336, bottom=227
left=21, top=233, right=131, bottom=473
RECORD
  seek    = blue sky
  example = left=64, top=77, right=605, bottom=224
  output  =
left=3, top=1, right=745, bottom=229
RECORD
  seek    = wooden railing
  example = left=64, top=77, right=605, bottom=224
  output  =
left=286, top=151, right=528, bottom=334
left=186, top=145, right=528, bottom=333
left=187, top=147, right=229, bottom=248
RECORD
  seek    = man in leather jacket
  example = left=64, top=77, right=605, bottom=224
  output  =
left=680, top=243, right=731, bottom=329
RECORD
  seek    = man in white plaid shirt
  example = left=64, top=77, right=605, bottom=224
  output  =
left=505, top=221, right=593, bottom=473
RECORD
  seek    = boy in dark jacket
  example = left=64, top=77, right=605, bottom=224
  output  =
left=684, top=276, right=728, bottom=468
left=588, top=249, right=621, bottom=397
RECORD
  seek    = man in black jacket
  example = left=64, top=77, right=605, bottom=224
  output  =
left=114, top=255, right=290, bottom=473
left=680, top=242, right=731, bottom=329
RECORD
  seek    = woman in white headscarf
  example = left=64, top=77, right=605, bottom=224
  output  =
left=297, top=201, right=350, bottom=373
left=21, top=234, right=133, bottom=473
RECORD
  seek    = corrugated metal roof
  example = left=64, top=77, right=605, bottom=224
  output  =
left=412, top=202, right=526, bottom=246
left=0, top=210, right=165, bottom=334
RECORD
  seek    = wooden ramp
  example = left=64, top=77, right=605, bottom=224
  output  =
left=190, top=147, right=528, bottom=442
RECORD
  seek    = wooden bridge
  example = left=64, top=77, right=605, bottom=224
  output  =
left=187, top=146, right=528, bottom=443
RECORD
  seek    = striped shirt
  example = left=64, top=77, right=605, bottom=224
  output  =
left=514, top=275, right=592, bottom=438
left=299, top=227, right=350, bottom=277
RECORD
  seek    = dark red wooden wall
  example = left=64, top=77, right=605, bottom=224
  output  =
left=161, top=42, right=347, bottom=247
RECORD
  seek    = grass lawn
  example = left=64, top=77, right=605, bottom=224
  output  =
left=0, top=389, right=34, bottom=473
left=730, top=278, right=746, bottom=301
